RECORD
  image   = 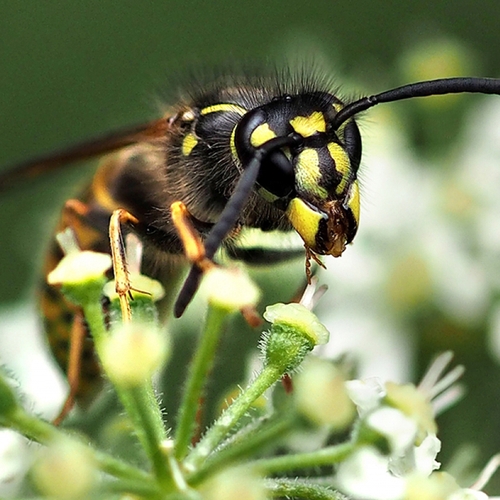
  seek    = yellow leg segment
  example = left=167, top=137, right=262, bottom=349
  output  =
left=109, top=209, right=140, bottom=323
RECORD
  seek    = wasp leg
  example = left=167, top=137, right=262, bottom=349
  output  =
left=53, top=312, right=86, bottom=425
left=171, top=201, right=221, bottom=318
left=171, top=201, right=263, bottom=330
left=109, top=209, right=140, bottom=323
left=170, top=201, right=214, bottom=271
left=304, top=246, right=326, bottom=284
left=48, top=200, right=101, bottom=424
left=63, top=199, right=90, bottom=227
left=171, top=201, right=223, bottom=318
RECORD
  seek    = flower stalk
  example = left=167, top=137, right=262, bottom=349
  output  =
left=174, top=304, right=231, bottom=461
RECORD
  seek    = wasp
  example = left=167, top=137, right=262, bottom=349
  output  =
left=2, top=70, right=500, bottom=417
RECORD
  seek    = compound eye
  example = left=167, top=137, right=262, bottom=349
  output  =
left=234, top=107, right=296, bottom=200
left=256, top=149, right=294, bottom=198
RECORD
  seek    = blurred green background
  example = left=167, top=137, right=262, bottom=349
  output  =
left=1, top=0, right=500, bottom=493
left=2, top=0, right=500, bottom=302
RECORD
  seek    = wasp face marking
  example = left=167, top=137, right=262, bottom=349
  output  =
left=231, top=91, right=362, bottom=258
left=289, top=111, right=326, bottom=137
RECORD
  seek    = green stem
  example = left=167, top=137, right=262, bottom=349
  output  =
left=266, top=478, right=345, bottom=500
left=174, top=304, right=229, bottom=460
left=83, top=300, right=171, bottom=488
left=6, top=408, right=59, bottom=443
left=101, top=478, right=162, bottom=497
left=116, top=385, right=171, bottom=488
left=185, top=363, right=283, bottom=470
left=187, top=412, right=296, bottom=486
left=6, top=409, right=151, bottom=483
left=82, top=301, right=108, bottom=350
left=251, top=442, right=356, bottom=475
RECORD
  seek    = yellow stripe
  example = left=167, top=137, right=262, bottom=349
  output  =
left=230, top=127, right=238, bottom=161
left=200, top=103, right=247, bottom=116
left=295, top=149, right=328, bottom=200
left=346, top=180, right=360, bottom=226
left=250, top=123, right=276, bottom=147
left=286, top=197, right=324, bottom=249
left=182, top=133, right=198, bottom=156
left=290, top=111, right=326, bottom=137
left=327, top=142, right=351, bottom=194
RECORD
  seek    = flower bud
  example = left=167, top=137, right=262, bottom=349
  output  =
left=31, top=438, right=95, bottom=499
left=262, top=303, right=330, bottom=374
left=47, top=251, right=111, bottom=306
left=264, top=303, right=329, bottom=346
left=101, top=322, right=169, bottom=387
left=201, top=467, right=266, bottom=500
left=200, top=266, right=261, bottom=312
left=294, top=359, right=355, bottom=430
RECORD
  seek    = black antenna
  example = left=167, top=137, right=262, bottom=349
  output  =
left=174, top=134, right=302, bottom=317
left=333, top=77, right=500, bottom=129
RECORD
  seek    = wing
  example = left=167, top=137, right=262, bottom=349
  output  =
left=0, top=117, right=170, bottom=192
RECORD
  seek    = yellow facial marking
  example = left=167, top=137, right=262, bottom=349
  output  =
left=250, top=123, right=276, bottom=147
left=290, top=111, right=326, bottom=137
left=182, top=133, right=198, bottom=156
left=200, top=103, right=247, bottom=116
left=327, top=142, right=351, bottom=194
left=295, top=149, right=328, bottom=200
left=346, top=180, right=360, bottom=225
left=286, top=198, right=324, bottom=249
left=332, top=102, right=347, bottom=139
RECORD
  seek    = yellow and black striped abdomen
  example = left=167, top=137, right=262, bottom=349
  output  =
left=39, top=145, right=167, bottom=403
left=39, top=153, right=124, bottom=403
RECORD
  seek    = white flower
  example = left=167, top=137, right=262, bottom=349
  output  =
left=345, top=378, right=386, bottom=415
left=389, top=433, right=441, bottom=478
left=366, top=407, right=418, bottom=456
left=336, top=446, right=405, bottom=500
left=0, top=431, right=31, bottom=497
left=336, top=437, right=445, bottom=500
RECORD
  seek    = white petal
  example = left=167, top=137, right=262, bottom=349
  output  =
left=448, top=489, right=489, bottom=500
left=414, top=434, right=441, bottom=475
left=336, top=446, right=405, bottom=500
left=367, top=407, right=417, bottom=455
left=345, top=378, right=386, bottom=415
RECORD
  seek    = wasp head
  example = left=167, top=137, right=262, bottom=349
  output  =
left=234, top=91, right=362, bottom=258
